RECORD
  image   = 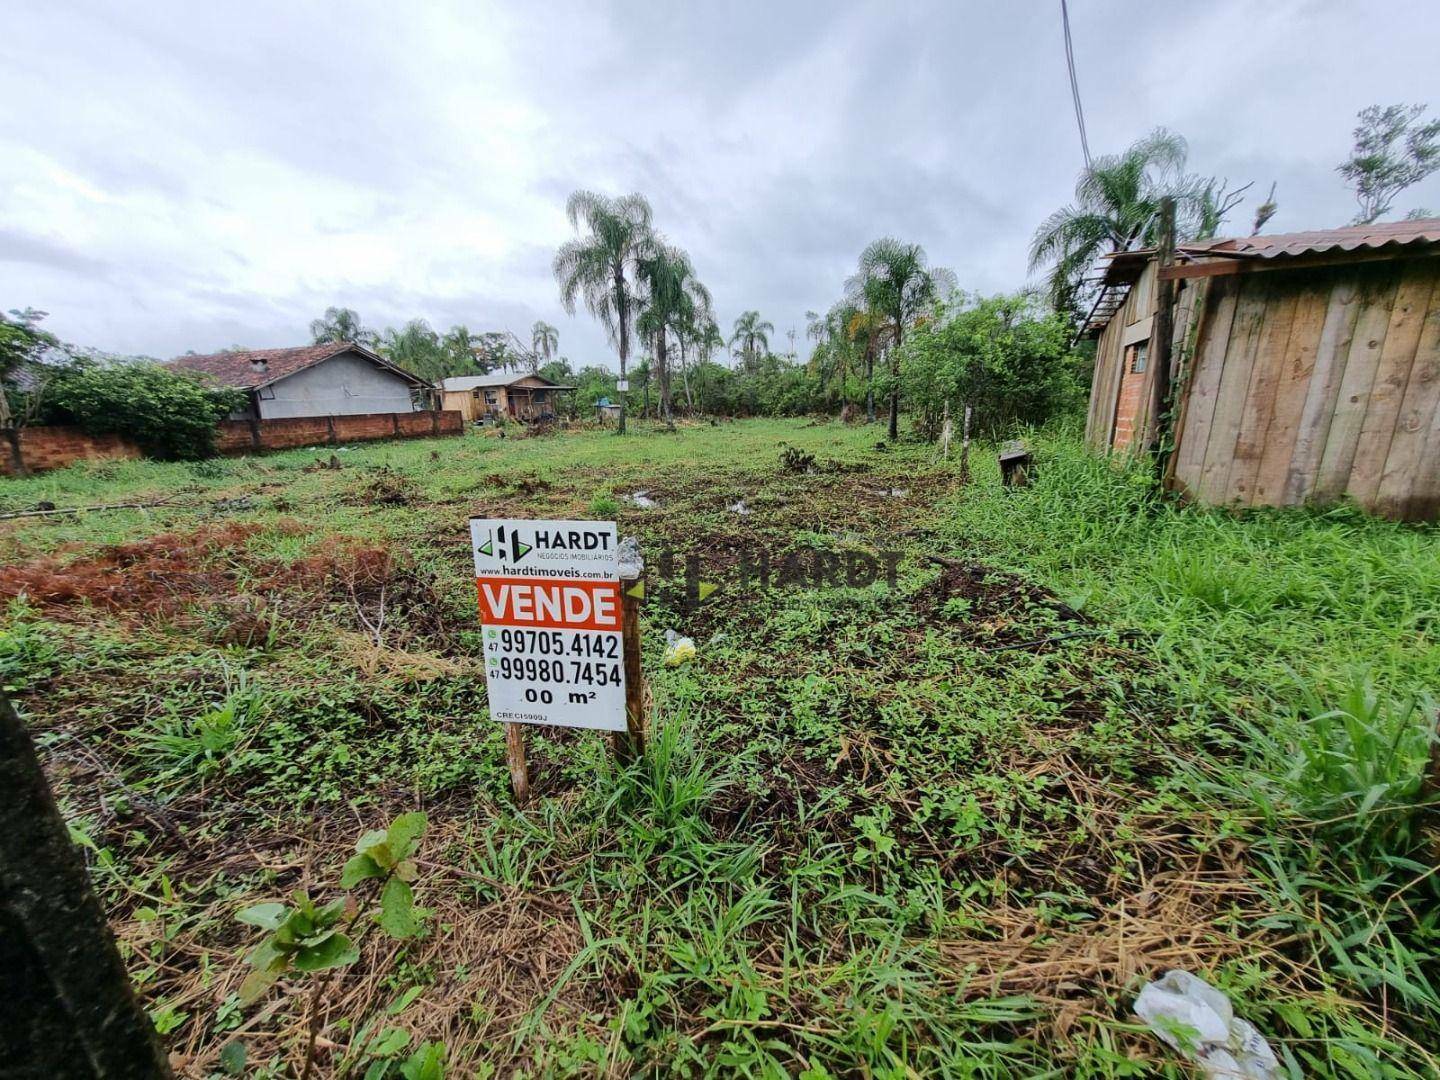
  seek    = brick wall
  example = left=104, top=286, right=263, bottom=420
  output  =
left=1, top=411, right=463, bottom=476
left=1111, top=364, right=1148, bottom=452
left=215, top=410, right=463, bottom=455
left=0, top=427, right=141, bottom=476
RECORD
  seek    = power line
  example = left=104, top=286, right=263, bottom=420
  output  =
left=1060, top=0, right=1091, bottom=170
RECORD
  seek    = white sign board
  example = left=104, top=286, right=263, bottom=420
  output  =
left=615, top=379, right=629, bottom=392
left=469, top=518, right=627, bottom=731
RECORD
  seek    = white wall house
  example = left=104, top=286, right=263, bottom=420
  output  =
left=170, top=343, right=430, bottom=419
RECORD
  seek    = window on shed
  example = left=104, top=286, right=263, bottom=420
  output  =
left=1127, top=340, right=1149, bottom=374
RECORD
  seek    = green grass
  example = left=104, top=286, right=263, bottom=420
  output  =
left=2, top=418, right=1438, bottom=1077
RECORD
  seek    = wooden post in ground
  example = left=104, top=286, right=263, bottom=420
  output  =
left=612, top=553, right=646, bottom=765
left=959, top=404, right=972, bottom=484
left=0, top=690, right=173, bottom=1078
left=504, top=723, right=530, bottom=805
left=1149, top=196, right=1178, bottom=473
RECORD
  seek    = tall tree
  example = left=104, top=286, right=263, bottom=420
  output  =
left=553, top=191, right=655, bottom=434
left=693, top=318, right=725, bottom=414
left=378, top=319, right=444, bottom=380
left=729, top=311, right=774, bottom=373
left=638, top=244, right=711, bottom=420
left=1338, top=104, right=1440, bottom=224
left=310, top=307, right=367, bottom=345
left=442, top=325, right=477, bottom=374
left=847, top=238, right=955, bottom=440
left=531, top=320, right=559, bottom=371
left=1, top=309, right=66, bottom=476
left=843, top=303, right=888, bottom=424
left=1029, top=128, right=1213, bottom=315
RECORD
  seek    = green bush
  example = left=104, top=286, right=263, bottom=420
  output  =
left=899, top=292, right=1085, bottom=439
left=48, top=363, right=244, bottom=460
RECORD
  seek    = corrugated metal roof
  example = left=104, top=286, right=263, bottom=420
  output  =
left=1094, top=217, right=1440, bottom=294
left=440, top=373, right=573, bottom=391
left=1180, top=218, right=1440, bottom=259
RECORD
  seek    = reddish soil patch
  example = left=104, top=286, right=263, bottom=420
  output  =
left=0, top=522, right=394, bottom=624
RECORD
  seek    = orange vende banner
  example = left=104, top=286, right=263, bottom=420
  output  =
left=475, top=576, right=623, bottom=631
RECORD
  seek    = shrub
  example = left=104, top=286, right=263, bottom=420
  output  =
left=899, top=292, right=1085, bottom=439
left=48, top=363, right=244, bottom=460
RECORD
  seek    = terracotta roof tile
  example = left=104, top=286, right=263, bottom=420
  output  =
left=168, top=343, right=424, bottom=389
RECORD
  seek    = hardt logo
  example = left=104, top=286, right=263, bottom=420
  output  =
left=475, top=525, right=533, bottom=565
left=476, top=525, right=614, bottom=566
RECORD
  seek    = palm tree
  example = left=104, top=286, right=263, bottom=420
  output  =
left=847, top=238, right=955, bottom=439
left=839, top=302, right=888, bottom=424
left=531, top=320, right=559, bottom=371
left=553, top=191, right=655, bottom=434
left=638, top=245, right=712, bottom=420
left=379, top=319, right=443, bottom=380
left=1028, top=128, right=1211, bottom=315
left=729, top=311, right=773, bottom=373
left=310, top=307, right=366, bottom=345
left=442, top=325, right=477, bottom=374
left=693, top=318, right=725, bottom=414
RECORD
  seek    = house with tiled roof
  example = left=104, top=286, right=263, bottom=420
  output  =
left=169, top=342, right=431, bottom=420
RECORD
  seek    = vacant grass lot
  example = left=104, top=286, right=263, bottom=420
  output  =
left=2, top=418, right=1437, bottom=1077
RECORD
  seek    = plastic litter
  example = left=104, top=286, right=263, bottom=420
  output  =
left=663, top=629, right=696, bottom=667
left=617, top=536, right=644, bottom=580
left=1134, top=970, right=1280, bottom=1080
left=728, top=499, right=749, bottom=515
left=626, top=490, right=656, bottom=509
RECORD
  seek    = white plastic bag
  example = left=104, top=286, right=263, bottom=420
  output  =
left=1134, top=970, right=1280, bottom=1080
left=663, top=629, right=696, bottom=667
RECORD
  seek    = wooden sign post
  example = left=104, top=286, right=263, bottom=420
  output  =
left=470, top=520, right=645, bottom=804
left=613, top=556, right=646, bottom=765
left=504, top=722, right=530, bottom=806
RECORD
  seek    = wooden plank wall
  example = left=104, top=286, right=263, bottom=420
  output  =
left=1085, top=262, right=1199, bottom=455
left=1167, top=256, right=1440, bottom=521
left=1085, top=263, right=1157, bottom=450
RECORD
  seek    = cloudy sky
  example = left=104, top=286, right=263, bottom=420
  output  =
left=4, top=0, right=1439, bottom=366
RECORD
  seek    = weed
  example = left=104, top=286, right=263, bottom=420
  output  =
left=7, top=420, right=1439, bottom=1075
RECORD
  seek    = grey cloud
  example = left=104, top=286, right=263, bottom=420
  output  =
left=3, top=0, right=1439, bottom=365
left=0, top=229, right=112, bottom=276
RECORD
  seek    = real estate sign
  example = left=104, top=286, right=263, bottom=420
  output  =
left=469, top=518, right=627, bottom=731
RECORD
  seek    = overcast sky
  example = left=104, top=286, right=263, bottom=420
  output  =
left=4, top=1, right=1439, bottom=366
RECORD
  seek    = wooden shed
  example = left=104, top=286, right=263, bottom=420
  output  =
left=1085, top=220, right=1440, bottom=521
left=440, top=373, right=575, bottom=424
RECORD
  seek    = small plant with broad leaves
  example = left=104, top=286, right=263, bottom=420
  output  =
left=233, top=813, right=432, bottom=1078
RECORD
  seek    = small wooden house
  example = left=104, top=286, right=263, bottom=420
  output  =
left=1085, top=220, right=1440, bottom=521
left=440, top=373, right=575, bottom=423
